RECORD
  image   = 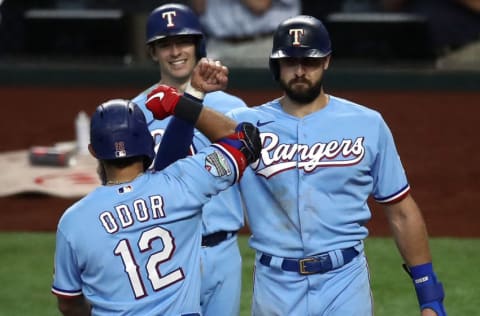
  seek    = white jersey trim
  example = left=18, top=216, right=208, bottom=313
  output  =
left=51, top=287, right=82, bottom=297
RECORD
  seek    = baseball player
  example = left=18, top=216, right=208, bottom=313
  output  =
left=131, top=4, right=247, bottom=316
left=51, top=85, right=261, bottom=316
left=160, top=15, right=447, bottom=316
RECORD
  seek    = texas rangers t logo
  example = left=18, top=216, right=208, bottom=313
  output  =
left=162, top=11, right=177, bottom=27
left=289, top=29, right=304, bottom=46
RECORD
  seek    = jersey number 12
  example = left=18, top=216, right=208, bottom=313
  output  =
left=114, top=226, right=184, bottom=298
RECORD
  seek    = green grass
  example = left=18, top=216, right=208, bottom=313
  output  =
left=0, top=233, right=478, bottom=316
left=0, top=232, right=57, bottom=316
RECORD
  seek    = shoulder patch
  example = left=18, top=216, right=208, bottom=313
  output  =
left=205, top=150, right=232, bottom=177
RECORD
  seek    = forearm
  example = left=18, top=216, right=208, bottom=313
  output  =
left=384, top=195, right=447, bottom=314
left=181, top=84, right=237, bottom=141
left=384, top=194, right=432, bottom=266
left=195, top=106, right=237, bottom=141
left=173, top=92, right=237, bottom=141
left=57, top=296, right=91, bottom=316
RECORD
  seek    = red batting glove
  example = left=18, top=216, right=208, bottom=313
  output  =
left=146, top=85, right=181, bottom=120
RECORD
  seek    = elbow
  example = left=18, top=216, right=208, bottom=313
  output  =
left=57, top=295, right=90, bottom=316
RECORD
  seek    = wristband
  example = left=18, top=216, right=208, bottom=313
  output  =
left=184, top=92, right=204, bottom=103
left=185, top=81, right=205, bottom=100
left=404, top=263, right=447, bottom=316
left=174, top=96, right=203, bottom=125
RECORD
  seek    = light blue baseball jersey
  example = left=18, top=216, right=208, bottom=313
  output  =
left=228, top=95, right=410, bottom=258
left=132, top=85, right=247, bottom=234
left=51, top=146, right=240, bottom=316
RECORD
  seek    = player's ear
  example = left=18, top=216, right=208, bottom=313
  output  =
left=148, top=45, right=158, bottom=62
left=88, top=144, right=97, bottom=158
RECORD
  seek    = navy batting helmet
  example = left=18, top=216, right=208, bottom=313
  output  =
left=269, top=15, right=332, bottom=80
left=90, top=99, right=155, bottom=165
left=146, top=3, right=206, bottom=59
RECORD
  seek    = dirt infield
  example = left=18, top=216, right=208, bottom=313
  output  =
left=1, top=86, right=479, bottom=237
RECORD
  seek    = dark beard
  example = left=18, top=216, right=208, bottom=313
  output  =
left=279, top=77, right=323, bottom=104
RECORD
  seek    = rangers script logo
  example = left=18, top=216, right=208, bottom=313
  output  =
left=252, top=133, right=365, bottom=178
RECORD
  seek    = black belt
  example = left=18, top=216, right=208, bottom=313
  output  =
left=201, top=231, right=237, bottom=247
left=259, top=247, right=359, bottom=275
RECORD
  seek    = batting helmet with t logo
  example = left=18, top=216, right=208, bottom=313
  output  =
left=146, top=3, right=207, bottom=60
left=269, top=15, right=332, bottom=80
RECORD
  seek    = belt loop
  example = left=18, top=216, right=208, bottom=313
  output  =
left=329, top=249, right=344, bottom=269
left=261, top=253, right=283, bottom=270
left=270, top=255, right=284, bottom=270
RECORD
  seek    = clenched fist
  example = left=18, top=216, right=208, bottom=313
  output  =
left=189, top=58, right=229, bottom=93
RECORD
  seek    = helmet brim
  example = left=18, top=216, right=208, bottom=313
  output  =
left=146, top=31, right=203, bottom=44
left=270, top=47, right=331, bottom=59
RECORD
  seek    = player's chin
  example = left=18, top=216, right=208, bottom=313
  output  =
left=290, top=84, right=310, bottom=93
left=170, top=69, right=193, bottom=82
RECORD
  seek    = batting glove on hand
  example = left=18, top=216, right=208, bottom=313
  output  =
left=236, top=122, right=262, bottom=164
left=218, top=122, right=262, bottom=165
left=146, top=85, right=181, bottom=120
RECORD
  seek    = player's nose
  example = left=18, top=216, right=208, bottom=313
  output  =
left=169, top=43, right=181, bottom=56
left=294, top=63, right=306, bottom=76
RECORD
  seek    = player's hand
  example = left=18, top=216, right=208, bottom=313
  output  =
left=218, top=122, right=262, bottom=165
left=234, top=122, right=262, bottom=164
left=146, top=85, right=181, bottom=120
left=190, top=58, right=228, bottom=93
left=216, top=122, right=261, bottom=180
